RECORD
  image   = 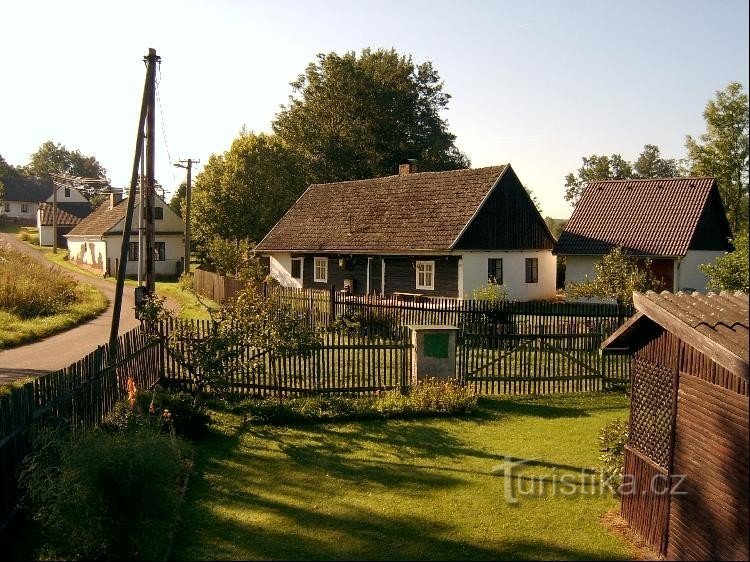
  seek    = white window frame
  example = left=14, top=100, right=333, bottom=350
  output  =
left=314, top=256, right=328, bottom=283
left=21, top=203, right=29, bottom=213
left=415, top=260, right=435, bottom=291
left=290, top=258, right=304, bottom=281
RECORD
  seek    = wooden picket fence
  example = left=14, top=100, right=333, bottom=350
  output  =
left=193, top=267, right=257, bottom=304
left=0, top=327, right=161, bottom=528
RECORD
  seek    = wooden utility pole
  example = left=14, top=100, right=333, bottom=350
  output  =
left=174, top=158, right=199, bottom=274
left=51, top=180, right=58, bottom=253
left=109, top=48, right=159, bottom=359
left=144, top=48, right=158, bottom=295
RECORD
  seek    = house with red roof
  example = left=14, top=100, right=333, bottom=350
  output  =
left=555, top=177, right=733, bottom=292
left=255, top=162, right=557, bottom=301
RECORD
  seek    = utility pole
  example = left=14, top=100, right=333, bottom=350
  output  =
left=137, top=149, right=145, bottom=286
left=52, top=180, right=57, bottom=253
left=144, top=48, right=158, bottom=295
left=174, top=158, right=199, bottom=274
left=109, top=47, right=159, bottom=359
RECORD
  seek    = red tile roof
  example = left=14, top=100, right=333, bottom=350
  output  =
left=255, top=166, right=508, bottom=253
left=555, top=177, right=720, bottom=256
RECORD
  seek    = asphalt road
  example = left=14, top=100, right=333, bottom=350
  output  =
left=0, top=233, right=142, bottom=384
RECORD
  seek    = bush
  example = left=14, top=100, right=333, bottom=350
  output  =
left=238, top=378, right=478, bottom=424
left=599, top=418, right=628, bottom=491
left=334, top=305, right=401, bottom=339
left=20, top=424, right=187, bottom=560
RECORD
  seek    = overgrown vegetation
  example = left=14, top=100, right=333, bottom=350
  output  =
left=599, top=418, right=629, bottom=491
left=472, top=279, right=509, bottom=302
left=566, top=247, right=663, bottom=306
left=700, top=232, right=749, bottom=292
left=237, top=378, right=477, bottom=424
left=0, top=243, right=108, bottom=349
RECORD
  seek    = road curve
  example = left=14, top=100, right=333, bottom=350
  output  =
left=0, top=233, right=142, bottom=384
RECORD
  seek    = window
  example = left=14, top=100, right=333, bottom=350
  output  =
left=291, top=258, right=303, bottom=281
left=488, top=258, right=503, bottom=284
left=128, top=242, right=139, bottom=261
left=21, top=203, right=29, bottom=213
left=3, top=203, right=9, bottom=212
left=154, top=207, right=164, bottom=220
left=525, top=257, right=538, bottom=283
left=64, top=187, right=71, bottom=198
left=314, top=257, right=328, bottom=283
left=155, top=242, right=166, bottom=261
left=416, top=260, right=435, bottom=290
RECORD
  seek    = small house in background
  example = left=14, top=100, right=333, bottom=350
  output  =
left=1, top=175, right=90, bottom=225
left=555, top=177, right=733, bottom=292
left=255, top=162, right=557, bottom=301
left=602, top=290, right=748, bottom=560
left=65, top=192, right=185, bottom=277
left=36, top=188, right=92, bottom=247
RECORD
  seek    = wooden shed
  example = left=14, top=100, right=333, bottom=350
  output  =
left=602, top=291, right=749, bottom=560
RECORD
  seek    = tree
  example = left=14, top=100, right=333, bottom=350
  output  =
left=633, top=144, right=682, bottom=178
left=169, top=182, right=187, bottom=217
left=686, top=82, right=749, bottom=234
left=0, top=152, right=19, bottom=178
left=21, top=140, right=108, bottom=182
left=566, top=247, right=663, bottom=306
left=272, top=48, right=469, bottom=184
left=564, top=154, right=633, bottom=204
left=544, top=217, right=568, bottom=239
left=191, top=132, right=306, bottom=248
left=699, top=233, right=749, bottom=292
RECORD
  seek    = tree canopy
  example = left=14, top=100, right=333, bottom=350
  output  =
left=190, top=131, right=306, bottom=248
left=169, top=182, right=187, bottom=217
left=632, top=144, right=682, bottom=178
left=272, top=48, right=469, bottom=183
left=686, top=82, right=749, bottom=234
left=21, top=140, right=108, bottom=182
left=564, top=154, right=633, bottom=204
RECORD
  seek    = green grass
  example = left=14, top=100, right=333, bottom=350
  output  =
left=0, top=283, right=108, bottom=350
left=174, top=393, right=636, bottom=561
left=31, top=246, right=217, bottom=321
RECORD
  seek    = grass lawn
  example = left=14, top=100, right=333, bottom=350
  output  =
left=175, top=393, right=636, bottom=561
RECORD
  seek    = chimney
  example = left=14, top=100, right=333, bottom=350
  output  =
left=398, top=159, right=418, bottom=176
left=109, top=191, right=122, bottom=210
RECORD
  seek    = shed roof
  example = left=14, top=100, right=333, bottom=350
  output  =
left=0, top=174, right=53, bottom=203
left=602, top=291, right=749, bottom=379
left=38, top=202, right=92, bottom=226
left=255, top=165, right=509, bottom=253
left=555, top=177, right=730, bottom=256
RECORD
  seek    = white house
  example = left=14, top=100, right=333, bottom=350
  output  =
left=36, top=186, right=92, bottom=246
left=555, top=176, right=733, bottom=292
left=255, top=162, right=557, bottom=301
left=66, top=192, right=185, bottom=277
left=0, top=175, right=54, bottom=221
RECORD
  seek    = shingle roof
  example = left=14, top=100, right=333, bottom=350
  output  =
left=66, top=198, right=128, bottom=236
left=255, top=166, right=507, bottom=253
left=38, top=202, right=92, bottom=226
left=0, top=174, right=53, bottom=202
left=555, top=177, right=719, bottom=256
left=602, top=290, right=749, bottom=378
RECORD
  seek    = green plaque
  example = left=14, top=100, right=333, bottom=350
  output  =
left=424, top=333, right=449, bottom=358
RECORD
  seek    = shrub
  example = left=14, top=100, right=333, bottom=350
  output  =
left=238, top=378, right=478, bottom=424
left=334, top=305, right=401, bottom=339
left=472, top=280, right=509, bottom=302
left=599, top=418, right=628, bottom=491
left=20, top=424, right=187, bottom=560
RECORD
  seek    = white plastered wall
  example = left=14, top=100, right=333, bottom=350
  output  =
left=457, top=250, right=557, bottom=301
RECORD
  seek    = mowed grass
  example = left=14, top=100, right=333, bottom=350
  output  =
left=174, top=393, right=636, bottom=561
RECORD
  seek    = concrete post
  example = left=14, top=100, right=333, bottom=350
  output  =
left=408, top=325, right=458, bottom=384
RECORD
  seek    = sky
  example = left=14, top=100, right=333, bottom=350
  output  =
left=1, top=0, right=748, bottom=219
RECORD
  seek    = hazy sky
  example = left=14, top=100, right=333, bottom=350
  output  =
left=1, top=0, right=747, bottom=219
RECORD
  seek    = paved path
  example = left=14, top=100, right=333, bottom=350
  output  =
left=0, top=233, right=144, bottom=384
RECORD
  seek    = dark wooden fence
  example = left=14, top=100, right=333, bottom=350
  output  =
left=0, top=327, right=161, bottom=528
left=193, top=267, right=254, bottom=304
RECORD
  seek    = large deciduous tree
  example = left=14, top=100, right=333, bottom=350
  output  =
left=699, top=233, right=749, bottom=293
left=633, top=144, right=682, bottom=178
left=564, top=154, right=633, bottom=204
left=190, top=131, right=306, bottom=249
left=272, top=48, right=469, bottom=183
left=22, top=140, right=108, bottom=182
left=686, top=82, right=749, bottom=234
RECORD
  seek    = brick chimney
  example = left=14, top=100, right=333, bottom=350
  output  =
left=398, top=159, right=418, bottom=176
left=109, top=191, right=122, bottom=210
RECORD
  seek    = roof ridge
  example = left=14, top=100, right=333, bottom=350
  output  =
left=587, top=176, right=715, bottom=185
left=308, top=165, right=506, bottom=189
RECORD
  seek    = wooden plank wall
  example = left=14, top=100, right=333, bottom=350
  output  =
left=193, top=267, right=254, bottom=304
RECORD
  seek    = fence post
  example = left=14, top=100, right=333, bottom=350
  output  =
left=329, top=285, right=336, bottom=326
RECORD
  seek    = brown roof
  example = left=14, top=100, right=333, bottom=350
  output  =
left=38, top=202, right=92, bottom=226
left=602, top=290, right=749, bottom=379
left=66, top=198, right=128, bottom=236
left=555, top=177, right=725, bottom=256
left=255, top=166, right=508, bottom=253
